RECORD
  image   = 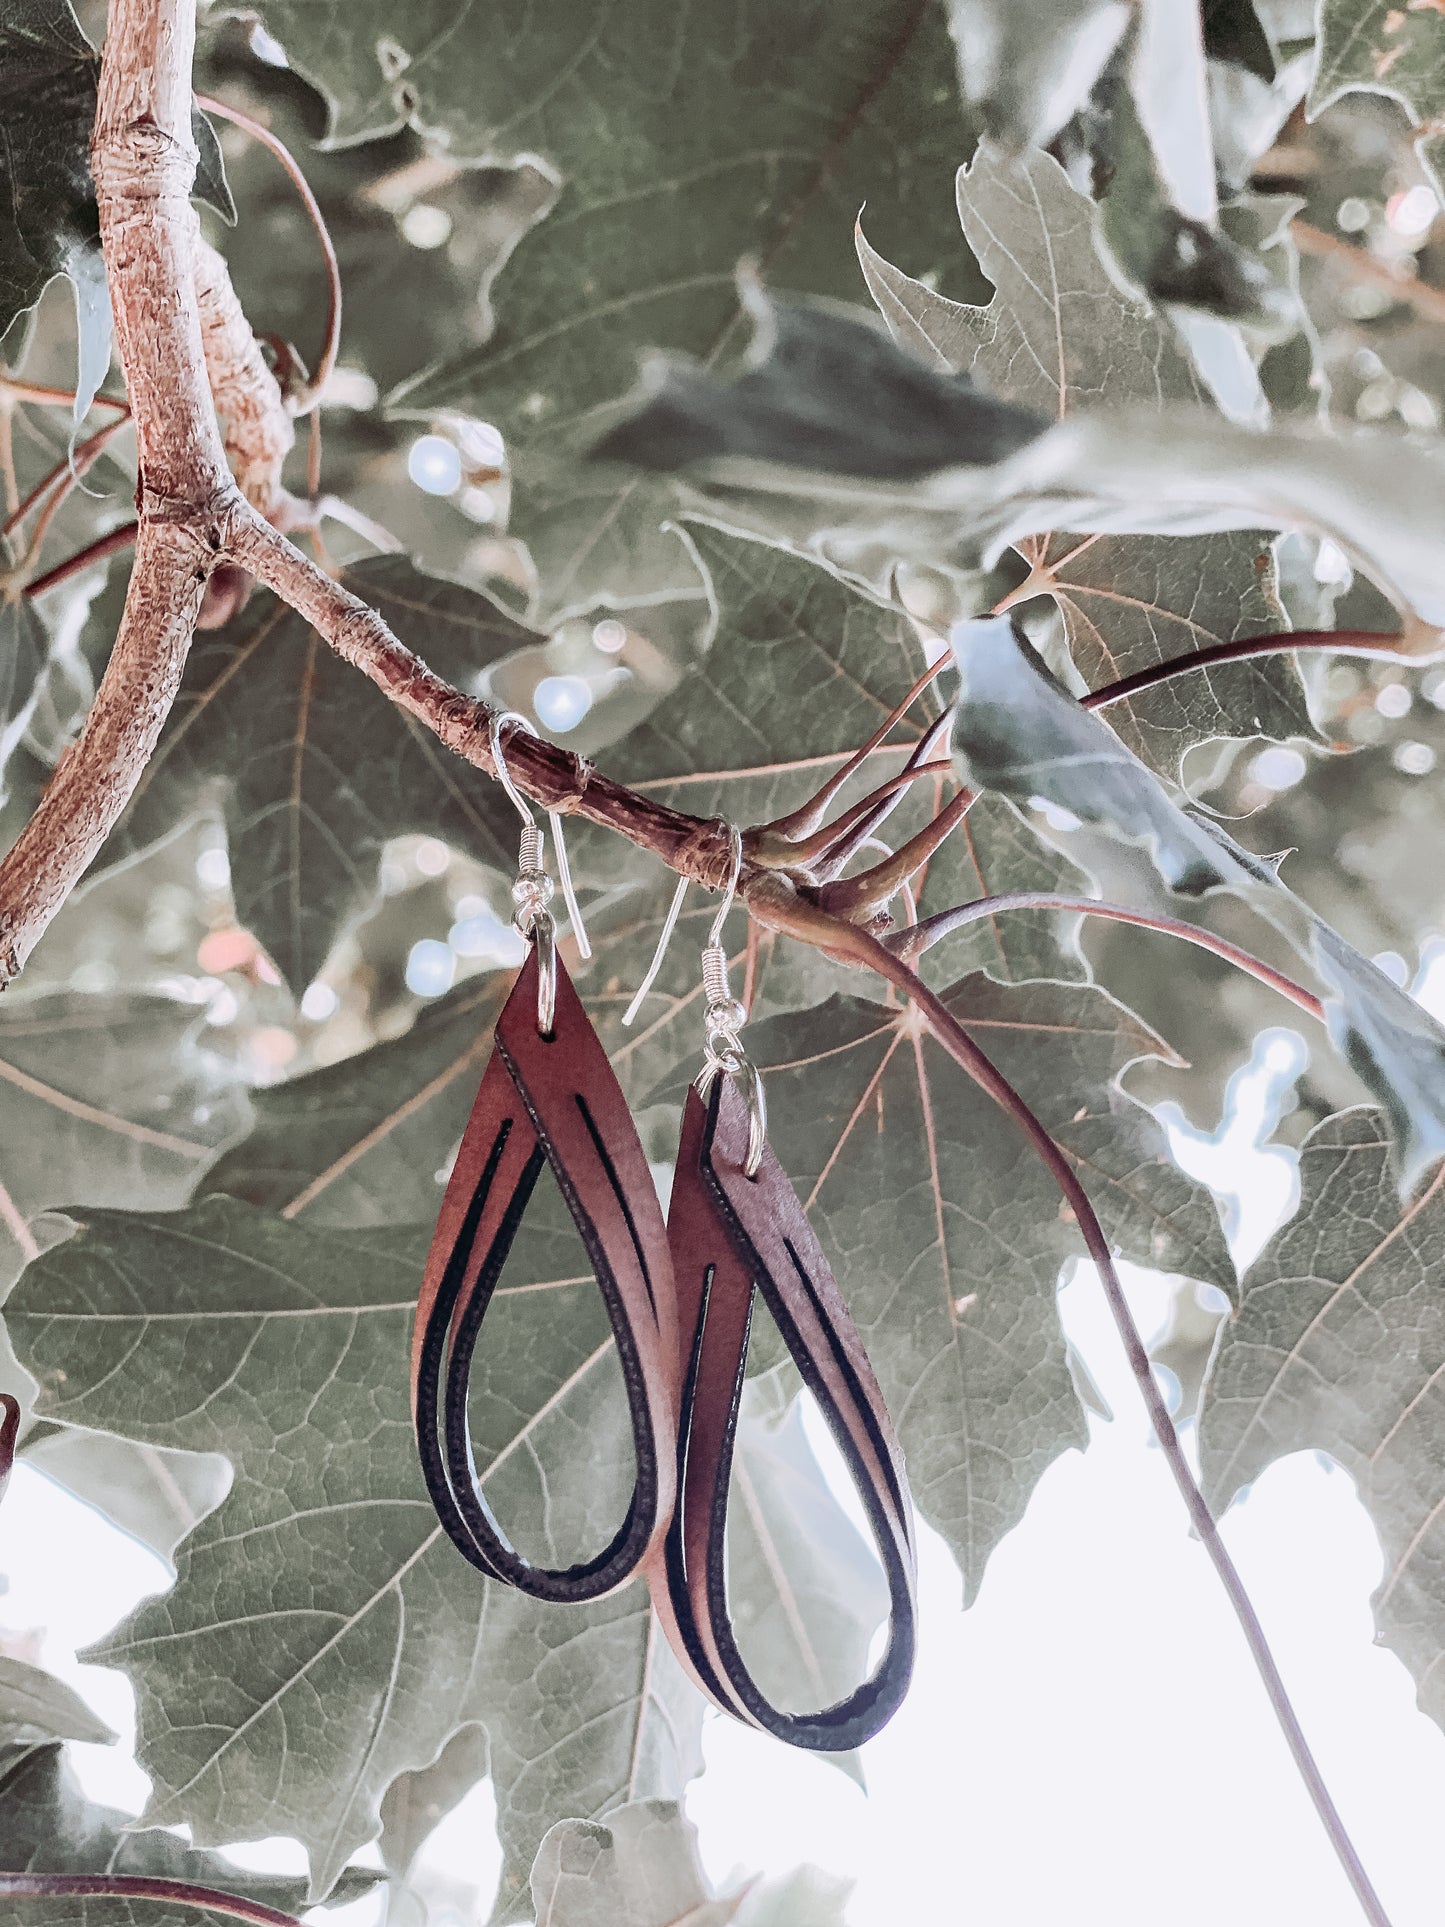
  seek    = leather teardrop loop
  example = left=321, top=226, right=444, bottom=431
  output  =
left=412, top=945, right=679, bottom=1602
left=654, top=1078, right=918, bottom=1750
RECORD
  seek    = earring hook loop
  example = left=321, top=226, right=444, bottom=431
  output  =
left=707, top=821, right=744, bottom=950
left=693, top=821, right=765, bottom=1176
left=620, top=818, right=742, bottom=1030
left=489, top=709, right=596, bottom=1032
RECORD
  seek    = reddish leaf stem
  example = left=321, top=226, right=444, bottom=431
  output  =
left=761, top=657, right=945, bottom=843
left=195, top=93, right=341, bottom=413
left=1084, top=629, right=1408, bottom=710
left=800, top=897, right=1391, bottom=1927
left=2, top=413, right=132, bottom=543
left=0, top=1874, right=300, bottom=1925
left=818, top=781, right=976, bottom=914
left=890, top=891, right=1325, bottom=1020
left=23, top=521, right=140, bottom=599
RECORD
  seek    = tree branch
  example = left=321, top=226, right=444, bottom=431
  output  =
left=0, top=0, right=237, bottom=987
left=226, top=507, right=740, bottom=890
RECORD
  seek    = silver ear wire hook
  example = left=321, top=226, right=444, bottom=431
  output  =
left=620, top=819, right=738, bottom=1030
left=621, top=871, right=690, bottom=1028
left=490, top=709, right=594, bottom=1035
left=693, top=824, right=766, bottom=1177
left=706, top=822, right=743, bottom=951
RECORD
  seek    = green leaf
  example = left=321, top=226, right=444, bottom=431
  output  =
left=1312, top=925, right=1445, bottom=1197
left=0, top=988, right=246, bottom=1292
left=0, top=1657, right=114, bottom=1750
left=525, top=1799, right=851, bottom=1927
left=737, top=977, right=1233, bottom=1596
left=100, top=556, right=534, bottom=995
left=1096, top=65, right=1285, bottom=324
left=302, top=0, right=988, bottom=616
left=191, top=105, right=238, bottom=226
left=911, top=790, right=1093, bottom=988
left=599, top=272, right=1445, bottom=667
left=1200, top=1110, right=1445, bottom=1736
left=1217, top=193, right=1326, bottom=418
left=378, top=1723, right=489, bottom=1882
left=948, top=615, right=1241, bottom=895
left=594, top=288, right=1047, bottom=482
left=608, top=522, right=941, bottom=827
left=1202, top=0, right=1275, bottom=82
left=4, top=1200, right=702, bottom=1904
left=725, top=1377, right=886, bottom=1785
left=1314, top=0, right=1444, bottom=117
left=943, top=617, right=1445, bottom=1190
left=1311, top=1, right=1445, bottom=190
left=527, top=1800, right=739, bottom=1927
left=0, top=2, right=100, bottom=346
left=201, top=972, right=508, bottom=1226
left=944, top=0, right=1130, bottom=150
left=857, top=143, right=1310, bottom=771
left=0, top=1742, right=372, bottom=1923
left=0, top=601, right=49, bottom=769
left=19, top=1428, right=229, bottom=1568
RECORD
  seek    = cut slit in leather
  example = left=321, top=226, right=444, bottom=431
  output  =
left=653, top=1076, right=918, bottom=1751
left=412, top=946, right=679, bottom=1603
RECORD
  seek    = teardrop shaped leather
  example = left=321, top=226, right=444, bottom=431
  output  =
left=652, top=1076, right=918, bottom=1749
left=413, top=945, right=679, bottom=1602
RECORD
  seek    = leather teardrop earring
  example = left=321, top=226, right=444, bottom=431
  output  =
left=643, top=828, right=919, bottom=1749
left=412, top=712, right=680, bottom=1602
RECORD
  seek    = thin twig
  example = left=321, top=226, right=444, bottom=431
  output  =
left=0, top=378, right=128, bottom=413
left=1, top=413, right=132, bottom=543
left=1292, top=218, right=1445, bottom=328
left=227, top=503, right=740, bottom=891
left=1084, top=629, right=1408, bottom=710
left=0, top=1875, right=300, bottom=1926
left=889, top=891, right=1325, bottom=1020
left=760, top=658, right=944, bottom=844
left=761, top=758, right=953, bottom=871
left=24, top=521, right=139, bottom=599
left=0, top=404, right=17, bottom=520
left=196, top=91, right=341, bottom=413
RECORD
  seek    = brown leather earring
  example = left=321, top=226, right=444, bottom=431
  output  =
left=646, top=829, right=919, bottom=1750
left=412, top=713, right=679, bottom=1603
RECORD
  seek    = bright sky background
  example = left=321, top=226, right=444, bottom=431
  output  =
left=5, top=1006, right=1445, bottom=1927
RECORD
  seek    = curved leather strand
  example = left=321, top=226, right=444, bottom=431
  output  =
left=654, top=1077, right=918, bottom=1750
left=412, top=946, right=679, bottom=1602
